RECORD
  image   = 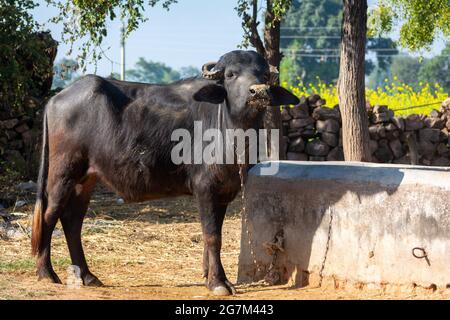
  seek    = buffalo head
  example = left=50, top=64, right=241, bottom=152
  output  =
left=193, top=50, right=299, bottom=121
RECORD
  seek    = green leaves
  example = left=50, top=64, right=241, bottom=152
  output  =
left=46, top=0, right=177, bottom=71
left=272, top=0, right=292, bottom=21
left=0, top=0, right=56, bottom=112
left=235, top=0, right=293, bottom=49
left=367, top=2, right=394, bottom=38
left=369, top=0, right=450, bottom=51
left=235, top=0, right=254, bottom=49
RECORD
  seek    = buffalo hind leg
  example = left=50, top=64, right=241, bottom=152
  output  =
left=35, top=147, right=88, bottom=284
left=60, top=173, right=102, bottom=286
left=198, top=197, right=236, bottom=296
left=36, top=176, right=78, bottom=283
left=36, top=200, right=64, bottom=283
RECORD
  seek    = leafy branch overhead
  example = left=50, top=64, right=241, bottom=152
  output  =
left=235, top=0, right=292, bottom=61
left=45, top=0, right=177, bottom=71
left=369, top=0, right=450, bottom=51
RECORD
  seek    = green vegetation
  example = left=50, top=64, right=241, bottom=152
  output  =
left=51, top=58, right=199, bottom=87
left=369, top=44, right=450, bottom=93
left=0, top=159, right=23, bottom=185
left=284, top=80, right=449, bottom=116
left=280, top=0, right=399, bottom=86
left=126, top=58, right=198, bottom=84
left=0, top=257, right=71, bottom=271
left=235, top=0, right=293, bottom=49
left=280, top=0, right=342, bottom=85
left=0, top=0, right=56, bottom=111
left=369, top=0, right=450, bottom=51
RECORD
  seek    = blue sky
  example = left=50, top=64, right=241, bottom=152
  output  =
left=33, top=0, right=245, bottom=75
left=33, top=0, right=447, bottom=77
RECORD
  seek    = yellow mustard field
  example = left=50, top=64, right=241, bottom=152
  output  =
left=284, top=79, right=449, bottom=116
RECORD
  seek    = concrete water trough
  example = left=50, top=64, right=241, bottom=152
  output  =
left=237, top=161, right=450, bottom=291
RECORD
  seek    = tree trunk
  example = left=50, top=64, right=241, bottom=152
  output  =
left=263, top=0, right=286, bottom=160
left=338, top=0, right=371, bottom=162
left=264, top=1, right=281, bottom=70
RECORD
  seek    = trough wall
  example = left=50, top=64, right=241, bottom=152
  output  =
left=238, top=161, right=450, bottom=291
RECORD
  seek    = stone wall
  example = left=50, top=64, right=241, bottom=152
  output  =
left=0, top=32, right=56, bottom=178
left=0, top=98, right=45, bottom=177
left=282, top=95, right=450, bottom=166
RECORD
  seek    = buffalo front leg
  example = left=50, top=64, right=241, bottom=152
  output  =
left=60, top=173, right=103, bottom=287
left=202, top=241, right=209, bottom=279
left=198, top=197, right=236, bottom=296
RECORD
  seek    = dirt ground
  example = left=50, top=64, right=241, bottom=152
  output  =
left=0, top=185, right=448, bottom=300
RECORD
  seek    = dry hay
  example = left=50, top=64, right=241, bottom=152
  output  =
left=1, top=185, right=449, bottom=300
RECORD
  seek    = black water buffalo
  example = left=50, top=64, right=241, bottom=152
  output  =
left=31, top=50, right=299, bottom=295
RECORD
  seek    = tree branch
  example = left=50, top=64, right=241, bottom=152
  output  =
left=249, top=0, right=265, bottom=56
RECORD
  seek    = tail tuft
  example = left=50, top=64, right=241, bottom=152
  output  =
left=31, top=199, right=43, bottom=256
left=31, top=111, right=48, bottom=256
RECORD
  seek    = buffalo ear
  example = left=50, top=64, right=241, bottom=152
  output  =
left=193, top=84, right=227, bottom=104
left=269, top=86, right=300, bottom=106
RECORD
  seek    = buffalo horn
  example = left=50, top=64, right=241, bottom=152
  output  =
left=202, top=62, right=223, bottom=80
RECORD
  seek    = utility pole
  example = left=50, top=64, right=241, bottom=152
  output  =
left=120, top=21, right=126, bottom=81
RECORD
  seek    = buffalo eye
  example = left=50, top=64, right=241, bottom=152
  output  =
left=225, top=71, right=235, bottom=79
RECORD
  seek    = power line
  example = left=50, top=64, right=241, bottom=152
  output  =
left=281, top=35, right=388, bottom=39
left=281, top=26, right=341, bottom=30
left=97, top=45, right=121, bottom=76
left=281, top=53, right=340, bottom=58
left=281, top=52, right=405, bottom=57
left=281, top=52, right=450, bottom=58
left=365, top=48, right=401, bottom=51
left=99, top=46, right=121, bottom=66
left=281, top=35, right=341, bottom=39
left=280, top=48, right=400, bottom=52
left=280, top=48, right=340, bottom=52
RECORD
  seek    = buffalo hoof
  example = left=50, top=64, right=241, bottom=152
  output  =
left=210, top=280, right=237, bottom=296
left=37, top=269, right=62, bottom=284
left=212, top=286, right=232, bottom=296
left=83, top=273, right=104, bottom=287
